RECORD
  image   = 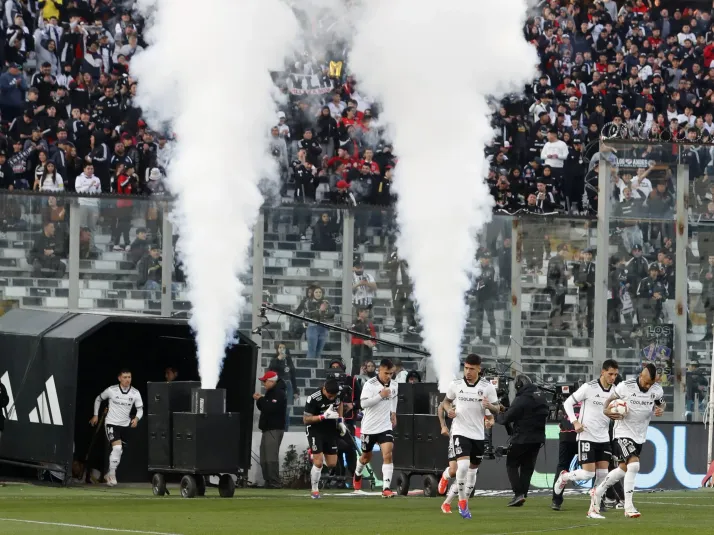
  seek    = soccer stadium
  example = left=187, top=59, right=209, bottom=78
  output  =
left=1, top=0, right=714, bottom=534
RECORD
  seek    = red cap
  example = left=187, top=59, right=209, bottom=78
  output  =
left=259, top=371, right=278, bottom=382
left=336, top=180, right=349, bottom=189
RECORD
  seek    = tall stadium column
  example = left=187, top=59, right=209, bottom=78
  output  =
left=160, top=215, right=174, bottom=316
left=251, top=212, right=265, bottom=351
left=674, top=163, right=689, bottom=419
left=510, top=218, right=522, bottom=374
left=68, top=201, right=80, bottom=310
left=341, top=210, right=355, bottom=371
left=592, top=156, right=612, bottom=371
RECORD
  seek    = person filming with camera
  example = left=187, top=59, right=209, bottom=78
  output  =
left=483, top=374, right=549, bottom=507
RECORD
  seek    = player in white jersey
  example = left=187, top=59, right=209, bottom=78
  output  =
left=553, top=359, right=619, bottom=517
left=89, top=369, right=143, bottom=487
left=442, top=354, right=499, bottom=520
left=354, top=358, right=398, bottom=498
left=590, top=363, right=664, bottom=519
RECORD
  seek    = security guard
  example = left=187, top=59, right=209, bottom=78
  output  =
left=470, top=251, right=497, bottom=345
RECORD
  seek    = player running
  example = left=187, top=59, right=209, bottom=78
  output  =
left=441, top=354, right=499, bottom=519
left=354, top=358, right=398, bottom=498
left=590, top=363, right=664, bottom=519
left=303, top=378, right=347, bottom=499
left=89, top=369, right=143, bottom=487
left=553, top=359, right=619, bottom=518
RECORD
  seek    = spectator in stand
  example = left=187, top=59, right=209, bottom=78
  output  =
left=352, top=256, right=376, bottom=310
left=350, top=306, right=376, bottom=377
left=304, top=285, right=334, bottom=359
left=34, top=160, right=63, bottom=192
left=541, top=128, right=568, bottom=186
left=268, top=343, right=298, bottom=431
left=28, top=221, right=66, bottom=278
left=75, top=163, right=101, bottom=231
left=385, top=250, right=417, bottom=334
left=311, top=211, right=338, bottom=252
left=111, top=164, right=137, bottom=251
left=470, top=251, right=497, bottom=345
left=0, top=63, right=27, bottom=121
left=127, top=227, right=149, bottom=266
left=0, top=150, right=14, bottom=189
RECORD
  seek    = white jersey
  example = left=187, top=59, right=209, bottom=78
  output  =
left=612, top=378, right=664, bottom=444
left=95, top=385, right=144, bottom=427
left=446, top=377, right=498, bottom=441
left=360, top=377, right=398, bottom=434
left=571, top=379, right=613, bottom=443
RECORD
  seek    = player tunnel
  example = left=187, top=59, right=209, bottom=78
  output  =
left=0, top=308, right=257, bottom=483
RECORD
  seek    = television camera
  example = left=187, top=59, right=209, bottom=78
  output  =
left=536, top=382, right=579, bottom=423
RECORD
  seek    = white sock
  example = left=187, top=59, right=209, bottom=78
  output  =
left=456, top=459, right=469, bottom=501
left=355, top=460, right=365, bottom=477
left=465, top=467, right=478, bottom=497
left=566, top=469, right=595, bottom=482
left=382, top=463, right=393, bottom=490
left=595, top=469, right=608, bottom=489
left=444, top=483, right=458, bottom=505
left=310, top=465, right=322, bottom=492
left=108, top=445, right=122, bottom=476
left=595, top=467, right=625, bottom=502
left=624, top=462, right=639, bottom=510
left=442, top=468, right=451, bottom=481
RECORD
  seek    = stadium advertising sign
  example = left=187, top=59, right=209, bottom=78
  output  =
left=370, top=423, right=707, bottom=491
left=286, top=73, right=334, bottom=96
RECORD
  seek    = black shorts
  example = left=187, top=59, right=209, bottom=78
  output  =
left=448, top=436, right=456, bottom=462
left=105, top=424, right=129, bottom=444
left=613, top=437, right=643, bottom=462
left=452, top=435, right=485, bottom=465
left=360, top=430, right=394, bottom=453
left=306, top=427, right=338, bottom=455
left=578, top=440, right=612, bottom=464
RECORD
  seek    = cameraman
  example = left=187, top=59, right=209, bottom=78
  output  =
left=483, top=374, right=549, bottom=507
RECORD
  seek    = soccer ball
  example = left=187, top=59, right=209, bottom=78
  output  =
left=608, top=399, right=628, bottom=416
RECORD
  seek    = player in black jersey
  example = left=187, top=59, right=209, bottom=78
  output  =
left=303, top=378, right=347, bottom=498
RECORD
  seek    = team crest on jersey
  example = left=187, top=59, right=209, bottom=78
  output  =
left=477, top=390, right=483, bottom=396
left=650, top=393, right=655, bottom=400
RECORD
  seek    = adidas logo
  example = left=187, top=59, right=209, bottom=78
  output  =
left=0, top=372, right=63, bottom=426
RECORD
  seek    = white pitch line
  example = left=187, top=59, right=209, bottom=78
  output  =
left=0, top=518, right=183, bottom=535
left=483, top=525, right=591, bottom=535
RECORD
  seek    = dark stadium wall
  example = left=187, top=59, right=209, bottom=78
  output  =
left=372, top=423, right=709, bottom=491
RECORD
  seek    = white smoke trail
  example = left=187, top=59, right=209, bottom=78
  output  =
left=349, top=0, right=537, bottom=390
left=132, top=0, right=299, bottom=388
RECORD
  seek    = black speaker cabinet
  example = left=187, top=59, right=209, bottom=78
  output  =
left=413, top=414, right=449, bottom=471
left=190, top=388, right=226, bottom=414
left=392, top=413, right=414, bottom=469
left=397, top=382, right=438, bottom=414
left=147, top=381, right=200, bottom=416
left=172, top=412, right=240, bottom=472
left=148, top=415, right=171, bottom=468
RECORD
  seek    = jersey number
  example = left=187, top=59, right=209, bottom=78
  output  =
left=581, top=442, right=590, bottom=452
left=454, top=437, right=460, bottom=447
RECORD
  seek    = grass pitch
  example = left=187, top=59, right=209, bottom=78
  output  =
left=0, top=484, right=712, bottom=534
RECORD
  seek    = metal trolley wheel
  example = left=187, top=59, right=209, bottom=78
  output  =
left=180, top=475, right=197, bottom=498
left=422, top=474, right=439, bottom=498
left=218, top=474, right=236, bottom=498
left=151, top=473, right=167, bottom=497
left=396, top=473, right=410, bottom=496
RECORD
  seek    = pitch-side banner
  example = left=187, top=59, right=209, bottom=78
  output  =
left=364, top=423, right=707, bottom=491
left=0, top=350, right=76, bottom=469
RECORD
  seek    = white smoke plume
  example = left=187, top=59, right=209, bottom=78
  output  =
left=132, top=0, right=299, bottom=388
left=349, top=0, right=537, bottom=390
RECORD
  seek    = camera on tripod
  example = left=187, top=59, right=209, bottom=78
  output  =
left=537, top=382, right=578, bottom=422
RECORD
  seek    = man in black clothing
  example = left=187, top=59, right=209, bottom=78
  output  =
left=484, top=374, right=549, bottom=507
left=303, top=378, right=345, bottom=498
left=547, top=243, right=569, bottom=329
left=0, top=150, right=14, bottom=189
left=470, top=251, right=497, bottom=345
left=253, top=371, right=287, bottom=489
left=574, top=248, right=596, bottom=337
left=298, top=129, right=322, bottom=167
left=28, top=221, right=66, bottom=278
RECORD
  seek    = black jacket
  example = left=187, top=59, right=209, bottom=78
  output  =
left=496, top=383, right=549, bottom=444
left=256, top=379, right=287, bottom=432
left=268, top=355, right=297, bottom=392
left=0, top=382, right=9, bottom=431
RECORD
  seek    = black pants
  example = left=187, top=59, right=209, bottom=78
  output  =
left=473, top=298, right=496, bottom=338
left=552, top=439, right=578, bottom=505
left=506, top=442, right=542, bottom=497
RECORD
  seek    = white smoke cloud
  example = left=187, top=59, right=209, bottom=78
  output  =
left=348, top=0, right=538, bottom=390
left=132, top=0, right=299, bottom=388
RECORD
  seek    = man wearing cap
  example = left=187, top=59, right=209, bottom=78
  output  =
left=253, top=371, right=287, bottom=489
left=0, top=63, right=27, bottom=121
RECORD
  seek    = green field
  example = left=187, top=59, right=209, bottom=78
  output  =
left=0, top=484, right=712, bottom=534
